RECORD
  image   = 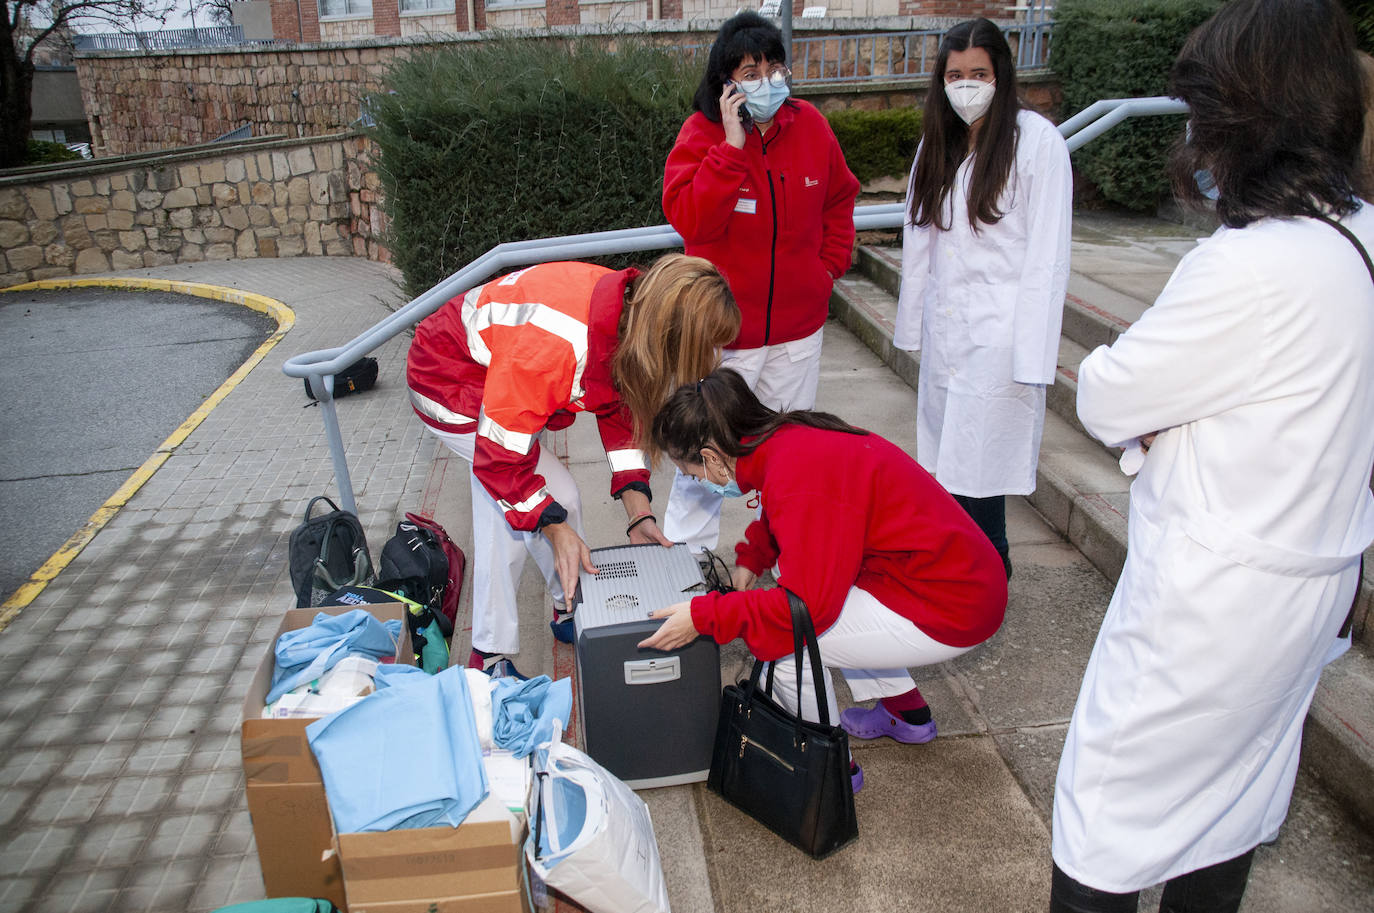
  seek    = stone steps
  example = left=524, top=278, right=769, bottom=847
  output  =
left=831, top=243, right=1374, bottom=830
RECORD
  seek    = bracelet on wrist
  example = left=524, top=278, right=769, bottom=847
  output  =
left=625, top=513, right=656, bottom=536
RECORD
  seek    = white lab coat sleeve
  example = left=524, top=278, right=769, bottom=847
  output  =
left=1011, top=121, right=1073, bottom=385
left=895, top=155, right=931, bottom=352
left=1076, top=239, right=1264, bottom=448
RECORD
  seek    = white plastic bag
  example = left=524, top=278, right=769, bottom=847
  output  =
left=525, top=739, right=671, bottom=913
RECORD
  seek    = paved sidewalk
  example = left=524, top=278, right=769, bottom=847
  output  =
left=0, top=223, right=1370, bottom=913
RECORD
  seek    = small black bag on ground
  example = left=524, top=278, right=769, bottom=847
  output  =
left=303, top=356, right=378, bottom=400
left=707, top=589, right=858, bottom=859
left=288, top=496, right=376, bottom=608
left=377, top=515, right=454, bottom=636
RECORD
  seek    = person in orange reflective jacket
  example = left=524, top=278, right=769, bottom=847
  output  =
left=407, top=254, right=740, bottom=675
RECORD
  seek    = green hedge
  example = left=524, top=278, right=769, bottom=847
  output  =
left=1343, top=0, right=1374, bottom=53
left=826, top=107, right=921, bottom=185
left=369, top=37, right=698, bottom=298
left=1052, top=0, right=1222, bottom=211
left=25, top=139, right=83, bottom=165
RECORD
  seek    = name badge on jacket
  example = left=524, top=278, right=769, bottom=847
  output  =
left=734, top=198, right=757, bottom=215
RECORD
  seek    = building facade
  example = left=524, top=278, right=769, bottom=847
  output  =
left=265, top=0, right=1024, bottom=42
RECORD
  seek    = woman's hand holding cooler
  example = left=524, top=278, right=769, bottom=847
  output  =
left=638, top=601, right=702, bottom=651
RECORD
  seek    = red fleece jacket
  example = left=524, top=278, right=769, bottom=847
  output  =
left=663, top=100, right=860, bottom=350
left=689, top=424, right=1007, bottom=661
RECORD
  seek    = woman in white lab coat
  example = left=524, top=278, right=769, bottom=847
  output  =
left=1050, top=2, right=1374, bottom=911
left=894, top=18, right=1072, bottom=578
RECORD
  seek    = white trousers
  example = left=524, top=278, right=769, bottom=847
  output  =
left=428, top=427, right=584, bottom=655
left=768, top=586, right=974, bottom=725
left=662, top=327, right=824, bottom=551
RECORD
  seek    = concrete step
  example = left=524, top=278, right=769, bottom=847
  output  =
left=830, top=260, right=1374, bottom=831
left=849, top=245, right=1112, bottom=458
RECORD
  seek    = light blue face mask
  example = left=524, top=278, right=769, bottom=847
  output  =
left=739, top=76, right=790, bottom=123
left=1194, top=169, right=1220, bottom=201
left=701, top=477, right=745, bottom=499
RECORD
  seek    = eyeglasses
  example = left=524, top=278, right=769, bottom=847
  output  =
left=735, top=67, right=791, bottom=89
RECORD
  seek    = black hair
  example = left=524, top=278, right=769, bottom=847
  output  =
left=1168, top=0, right=1362, bottom=227
left=909, top=18, right=1022, bottom=231
left=651, top=367, right=867, bottom=466
left=691, top=12, right=796, bottom=123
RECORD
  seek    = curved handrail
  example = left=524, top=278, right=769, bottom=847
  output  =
left=288, top=96, right=1189, bottom=514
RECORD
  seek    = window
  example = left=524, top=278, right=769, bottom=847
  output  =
left=401, top=0, right=454, bottom=10
left=319, top=0, right=372, bottom=17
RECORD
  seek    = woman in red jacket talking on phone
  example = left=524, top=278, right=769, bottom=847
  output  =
left=661, top=11, right=860, bottom=556
left=639, top=368, right=1006, bottom=789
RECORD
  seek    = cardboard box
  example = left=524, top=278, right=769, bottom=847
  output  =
left=335, top=796, right=530, bottom=913
left=240, top=603, right=413, bottom=908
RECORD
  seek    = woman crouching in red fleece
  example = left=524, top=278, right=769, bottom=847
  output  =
left=639, top=367, right=1006, bottom=791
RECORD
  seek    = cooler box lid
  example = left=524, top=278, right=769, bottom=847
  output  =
left=574, top=544, right=706, bottom=633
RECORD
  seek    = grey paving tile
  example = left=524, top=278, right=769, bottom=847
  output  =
left=69, top=819, right=151, bottom=868
left=95, top=775, right=172, bottom=818
left=0, top=876, right=41, bottom=911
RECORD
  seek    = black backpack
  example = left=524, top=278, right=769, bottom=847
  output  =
left=377, top=517, right=453, bottom=636
left=303, top=356, right=378, bottom=401
left=288, top=496, right=375, bottom=608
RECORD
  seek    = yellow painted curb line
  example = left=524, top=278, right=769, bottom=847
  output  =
left=0, top=278, right=296, bottom=632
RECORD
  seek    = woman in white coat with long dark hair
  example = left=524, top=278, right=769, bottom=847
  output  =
left=1050, top=2, right=1374, bottom=910
left=895, top=18, right=1072, bottom=580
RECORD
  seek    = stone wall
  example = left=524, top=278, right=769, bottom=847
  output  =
left=0, top=133, right=387, bottom=289
left=79, top=47, right=396, bottom=157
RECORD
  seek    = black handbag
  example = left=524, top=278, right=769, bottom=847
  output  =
left=706, top=589, right=859, bottom=858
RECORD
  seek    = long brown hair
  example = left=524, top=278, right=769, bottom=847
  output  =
left=909, top=19, right=1021, bottom=232
left=651, top=367, right=867, bottom=467
left=612, top=254, right=740, bottom=460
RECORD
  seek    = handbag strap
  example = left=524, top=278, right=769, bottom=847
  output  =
left=743, top=590, right=832, bottom=733
left=1313, top=212, right=1374, bottom=284
left=1312, top=212, right=1371, bottom=639
left=785, top=589, right=831, bottom=728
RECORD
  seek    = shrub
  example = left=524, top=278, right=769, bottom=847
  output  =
left=1052, top=0, right=1222, bottom=211
left=1343, top=0, right=1374, bottom=53
left=25, top=139, right=83, bottom=165
left=826, top=107, right=921, bottom=184
left=368, top=36, right=699, bottom=298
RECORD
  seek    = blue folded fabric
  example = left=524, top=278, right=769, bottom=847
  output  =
left=267, top=609, right=403, bottom=704
left=307, top=664, right=488, bottom=833
left=491, top=675, right=574, bottom=758
left=374, top=663, right=429, bottom=689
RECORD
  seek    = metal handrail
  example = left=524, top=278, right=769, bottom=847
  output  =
left=284, top=95, right=1188, bottom=515
left=1058, top=96, right=1189, bottom=152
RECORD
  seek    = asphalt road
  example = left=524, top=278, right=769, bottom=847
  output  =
left=0, top=287, right=275, bottom=602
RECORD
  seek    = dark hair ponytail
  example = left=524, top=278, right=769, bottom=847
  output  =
left=651, top=367, right=866, bottom=465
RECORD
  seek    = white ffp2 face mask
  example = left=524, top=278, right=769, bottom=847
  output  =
left=945, top=79, right=996, bottom=125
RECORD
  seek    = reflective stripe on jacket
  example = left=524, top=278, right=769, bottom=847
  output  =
left=407, top=262, right=649, bottom=531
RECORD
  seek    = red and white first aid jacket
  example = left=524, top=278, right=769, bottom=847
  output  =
left=406, top=262, right=650, bottom=533
left=688, top=424, right=1007, bottom=662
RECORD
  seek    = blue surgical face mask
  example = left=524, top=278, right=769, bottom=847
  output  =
left=1194, top=169, right=1220, bottom=201
left=701, top=477, right=745, bottom=499
left=738, top=74, right=790, bottom=123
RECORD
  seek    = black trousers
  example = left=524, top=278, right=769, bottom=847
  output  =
left=1048, top=850, right=1256, bottom=913
left=953, top=494, right=1008, bottom=553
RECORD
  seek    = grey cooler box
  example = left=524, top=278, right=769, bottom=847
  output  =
left=573, top=543, right=721, bottom=789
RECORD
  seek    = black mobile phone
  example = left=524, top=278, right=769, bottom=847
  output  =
left=724, top=81, right=754, bottom=132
